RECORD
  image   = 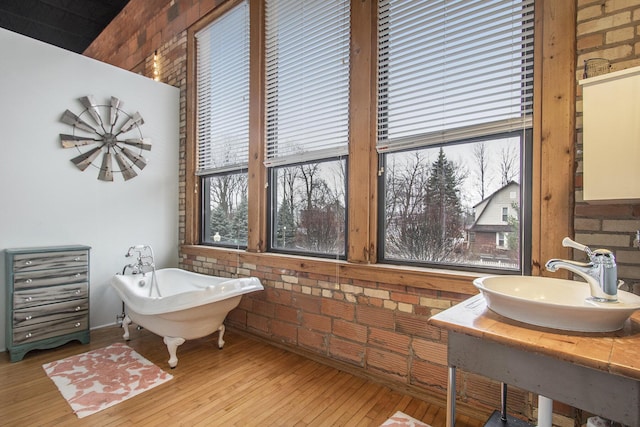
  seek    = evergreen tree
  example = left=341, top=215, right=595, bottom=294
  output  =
left=423, top=148, right=463, bottom=261
left=231, top=195, right=249, bottom=245
left=276, top=196, right=296, bottom=248
left=210, top=204, right=232, bottom=241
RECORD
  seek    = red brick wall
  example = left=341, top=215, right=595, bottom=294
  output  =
left=176, top=248, right=529, bottom=419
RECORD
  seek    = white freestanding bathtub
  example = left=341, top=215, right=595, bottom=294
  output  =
left=110, top=268, right=263, bottom=367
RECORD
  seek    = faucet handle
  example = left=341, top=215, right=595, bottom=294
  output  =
left=562, top=237, right=594, bottom=257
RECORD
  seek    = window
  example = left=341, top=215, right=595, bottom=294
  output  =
left=378, top=0, right=534, bottom=272
left=270, top=159, right=346, bottom=256
left=195, top=1, right=250, bottom=246
left=265, top=0, right=350, bottom=257
left=497, top=232, right=507, bottom=249
left=502, top=207, right=509, bottom=223
left=202, top=172, right=248, bottom=246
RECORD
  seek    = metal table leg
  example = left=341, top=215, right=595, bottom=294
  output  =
left=447, top=365, right=456, bottom=427
left=501, top=382, right=508, bottom=421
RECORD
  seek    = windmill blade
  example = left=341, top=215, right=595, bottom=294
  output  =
left=114, top=152, right=138, bottom=181
left=122, top=137, right=152, bottom=151
left=121, top=147, right=147, bottom=169
left=110, top=96, right=122, bottom=127
left=70, top=146, right=102, bottom=171
left=118, top=112, right=144, bottom=135
left=61, top=110, right=97, bottom=133
left=97, top=152, right=114, bottom=181
left=78, top=95, right=103, bottom=126
left=60, top=134, right=99, bottom=148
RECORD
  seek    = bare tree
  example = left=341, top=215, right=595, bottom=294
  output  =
left=472, top=142, right=490, bottom=200
left=499, top=145, right=519, bottom=185
left=299, top=163, right=321, bottom=211
left=280, top=167, right=299, bottom=223
left=274, top=162, right=345, bottom=253
left=384, top=151, right=430, bottom=259
left=209, top=173, right=246, bottom=216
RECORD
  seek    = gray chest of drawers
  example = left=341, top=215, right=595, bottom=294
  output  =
left=5, top=245, right=91, bottom=362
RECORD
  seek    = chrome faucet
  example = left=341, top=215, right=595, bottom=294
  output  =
left=125, top=245, right=155, bottom=274
left=545, top=237, right=620, bottom=302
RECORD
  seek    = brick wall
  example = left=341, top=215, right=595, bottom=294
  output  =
left=84, top=0, right=640, bottom=425
left=575, top=0, right=640, bottom=295
left=179, top=249, right=530, bottom=419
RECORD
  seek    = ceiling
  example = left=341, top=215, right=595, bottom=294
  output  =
left=0, top=0, right=130, bottom=54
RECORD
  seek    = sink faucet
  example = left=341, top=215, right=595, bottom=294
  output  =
left=545, top=237, right=619, bottom=302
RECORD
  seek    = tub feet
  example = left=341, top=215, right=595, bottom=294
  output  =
left=122, top=315, right=132, bottom=340
left=217, top=324, right=225, bottom=349
left=163, top=336, right=185, bottom=368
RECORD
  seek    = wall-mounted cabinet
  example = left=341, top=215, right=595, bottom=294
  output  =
left=580, top=66, right=640, bottom=203
left=5, top=245, right=90, bottom=362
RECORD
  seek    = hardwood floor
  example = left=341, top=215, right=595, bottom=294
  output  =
left=0, top=326, right=484, bottom=426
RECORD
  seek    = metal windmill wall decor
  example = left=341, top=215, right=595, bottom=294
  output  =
left=60, top=96, right=151, bottom=181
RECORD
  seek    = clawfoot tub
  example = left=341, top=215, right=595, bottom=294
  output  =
left=111, top=268, right=263, bottom=367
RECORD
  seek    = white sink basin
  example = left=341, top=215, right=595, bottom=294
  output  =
left=473, top=275, right=640, bottom=332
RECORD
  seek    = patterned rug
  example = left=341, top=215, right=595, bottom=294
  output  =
left=43, top=343, right=173, bottom=418
left=381, top=411, right=432, bottom=427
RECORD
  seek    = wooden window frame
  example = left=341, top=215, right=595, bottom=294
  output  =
left=183, top=0, right=575, bottom=292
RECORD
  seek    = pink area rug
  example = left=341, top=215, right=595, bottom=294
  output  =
left=43, top=342, right=173, bottom=418
left=381, top=411, right=432, bottom=427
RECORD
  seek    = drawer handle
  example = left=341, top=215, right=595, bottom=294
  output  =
left=25, top=333, right=32, bottom=338
left=74, top=322, right=81, bottom=328
left=74, top=289, right=81, bottom=295
left=25, top=315, right=32, bottom=320
left=25, top=261, right=32, bottom=266
left=25, top=297, right=33, bottom=302
left=75, top=306, right=81, bottom=311
left=25, top=279, right=32, bottom=284
left=74, top=257, right=80, bottom=261
left=75, top=273, right=81, bottom=277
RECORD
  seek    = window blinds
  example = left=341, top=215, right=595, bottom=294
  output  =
left=377, top=0, right=535, bottom=153
left=264, top=0, right=350, bottom=167
left=195, top=1, right=250, bottom=176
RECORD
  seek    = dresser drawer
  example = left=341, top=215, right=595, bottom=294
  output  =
left=13, top=250, right=88, bottom=273
left=13, top=266, right=87, bottom=290
left=13, top=298, right=88, bottom=327
left=14, top=283, right=88, bottom=309
left=13, top=315, right=88, bottom=345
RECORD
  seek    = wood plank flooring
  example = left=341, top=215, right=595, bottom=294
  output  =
left=0, top=326, right=484, bottom=426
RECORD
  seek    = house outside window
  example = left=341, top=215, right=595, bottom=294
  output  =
left=195, top=1, right=250, bottom=247
left=502, top=207, right=509, bottom=223
left=377, top=0, right=534, bottom=272
left=467, top=181, right=521, bottom=267
left=265, top=0, right=350, bottom=258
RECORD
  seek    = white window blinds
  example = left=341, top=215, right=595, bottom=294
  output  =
left=377, top=0, right=535, bottom=153
left=195, top=1, right=250, bottom=176
left=265, top=0, right=350, bottom=167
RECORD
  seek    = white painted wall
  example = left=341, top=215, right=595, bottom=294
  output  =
left=0, top=28, right=180, bottom=351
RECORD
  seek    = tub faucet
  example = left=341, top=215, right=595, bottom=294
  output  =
left=124, top=245, right=155, bottom=275
left=545, top=237, right=619, bottom=302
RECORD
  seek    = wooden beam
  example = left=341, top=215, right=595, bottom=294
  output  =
left=247, top=0, right=267, bottom=252
left=348, top=0, right=378, bottom=263
left=532, top=0, right=576, bottom=276
left=185, top=23, right=199, bottom=245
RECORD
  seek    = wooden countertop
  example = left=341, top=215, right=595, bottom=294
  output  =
left=428, top=294, right=640, bottom=381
